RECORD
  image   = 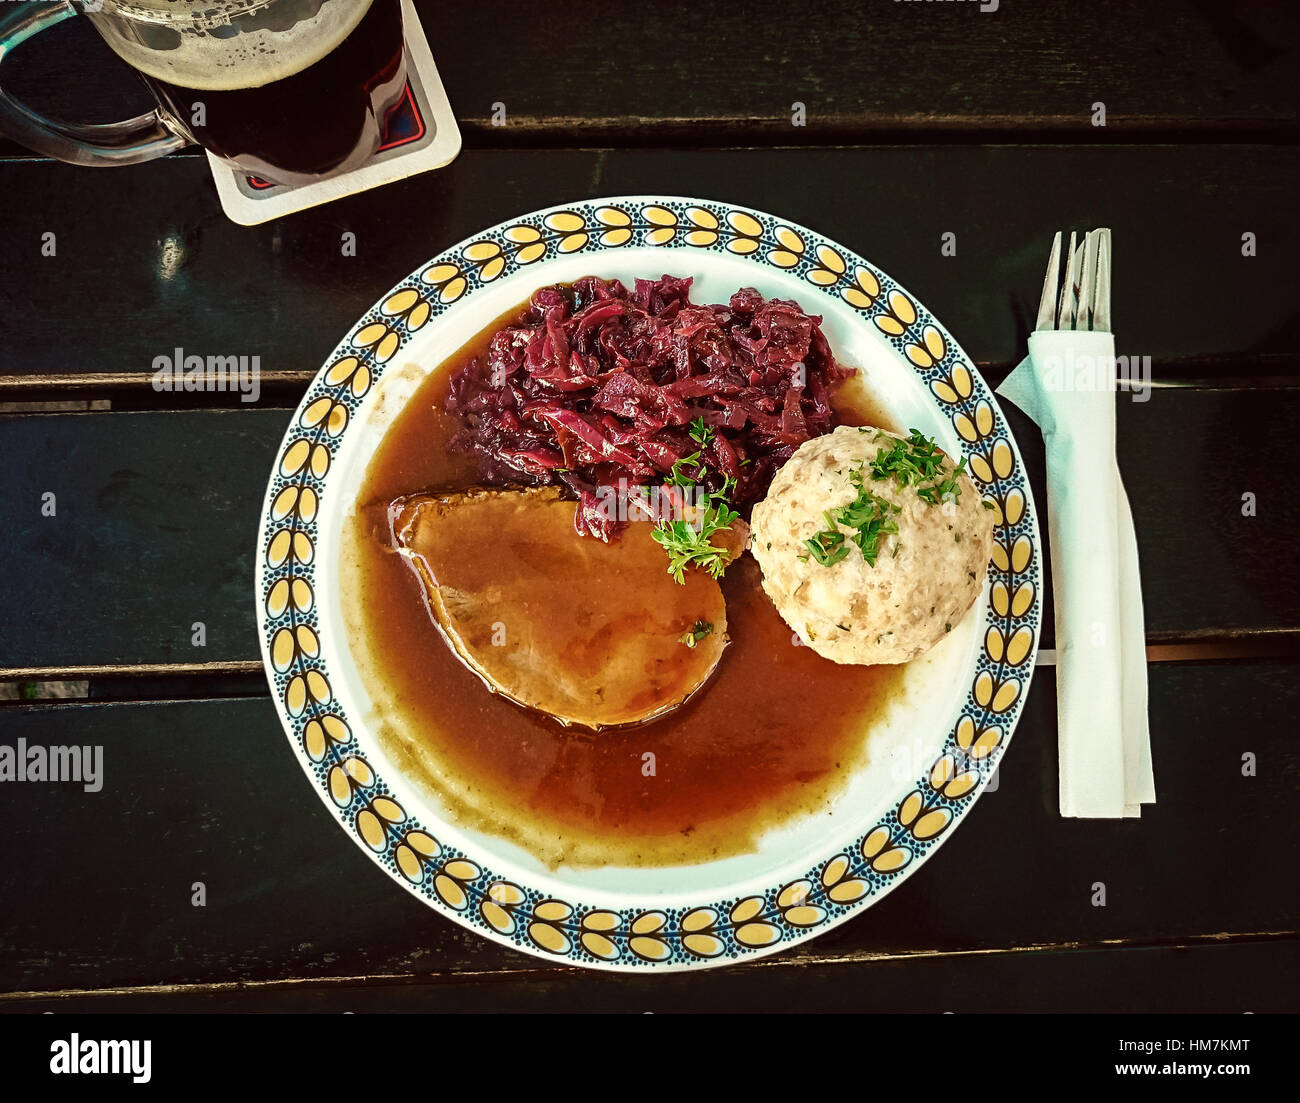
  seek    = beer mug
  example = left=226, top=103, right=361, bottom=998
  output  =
left=0, top=0, right=407, bottom=186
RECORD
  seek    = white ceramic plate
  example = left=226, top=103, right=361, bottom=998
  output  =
left=255, top=196, right=1042, bottom=970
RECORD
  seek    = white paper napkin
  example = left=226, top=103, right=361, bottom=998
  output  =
left=996, top=330, right=1156, bottom=817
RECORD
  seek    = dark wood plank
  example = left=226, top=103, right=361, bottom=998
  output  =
left=0, top=409, right=279, bottom=670
left=1119, top=387, right=1300, bottom=641
left=2, top=147, right=1298, bottom=385
left=428, top=0, right=1300, bottom=143
left=1001, top=385, right=1300, bottom=645
left=2, top=385, right=1297, bottom=672
left=2, top=939, right=1294, bottom=1013
left=0, top=660, right=1294, bottom=996
left=3, top=0, right=1300, bottom=155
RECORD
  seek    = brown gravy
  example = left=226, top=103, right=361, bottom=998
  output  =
left=342, top=292, right=907, bottom=868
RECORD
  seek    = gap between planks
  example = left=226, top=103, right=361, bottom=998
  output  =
left=0, top=929, right=1294, bottom=1004
left=4, top=634, right=1299, bottom=682
left=4, top=116, right=1300, bottom=162
left=2, top=360, right=1297, bottom=415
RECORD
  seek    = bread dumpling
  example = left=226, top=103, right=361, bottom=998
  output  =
left=750, top=426, right=994, bottom=664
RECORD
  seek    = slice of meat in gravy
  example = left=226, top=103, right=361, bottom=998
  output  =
left=388, top=487, right=728, bottom=729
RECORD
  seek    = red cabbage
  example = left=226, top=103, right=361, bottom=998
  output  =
left=445, top=275, right=853, bottom=540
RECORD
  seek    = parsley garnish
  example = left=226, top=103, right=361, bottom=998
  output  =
left=804, top=431, right=972, bottom=571
left=805, top=518, right=850, bottom=566
left=666, top=452, right=706, bottom=488
left=870, top=429, right=943, bottom=485
left=805, top=469, right=900, bottom=568
left=863, top=426, right=967, bottom=504
left=916, top=456, right=967, bottom=504
left=666, top=419, right=717, bottom=489
left=652, top=496, right=738, bottom=582
left=679, top=620, right=714, bottom=648
left=653, top=419, right=738, bottom=583
left=867, top=428, right=962, bottom=503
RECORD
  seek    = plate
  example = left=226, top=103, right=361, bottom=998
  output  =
left=255, top=196, right=1042, bottom=971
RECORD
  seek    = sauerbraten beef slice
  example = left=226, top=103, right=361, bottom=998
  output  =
left=389, top=487, right=729, bottom=729
left=445, top=276, right=853, bottom=540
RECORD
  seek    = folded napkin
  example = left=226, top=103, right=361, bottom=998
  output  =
left=996, top=330, right=1156, bottom=817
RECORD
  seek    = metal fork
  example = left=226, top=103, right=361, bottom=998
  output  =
left=1035, top=228, right=1112, bottom=333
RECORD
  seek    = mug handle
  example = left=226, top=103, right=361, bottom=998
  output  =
left=0, top=0, right=189, bottom=166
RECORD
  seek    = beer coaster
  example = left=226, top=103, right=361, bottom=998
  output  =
left=208, top=0, right=461, bottom=226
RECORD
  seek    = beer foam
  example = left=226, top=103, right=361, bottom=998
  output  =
left=89, top=0, right=374, bottom=91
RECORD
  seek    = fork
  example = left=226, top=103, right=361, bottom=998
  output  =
left=1035, top=228, right=1112, bottom=334
left=1010, top=227, right=1156, bottom=819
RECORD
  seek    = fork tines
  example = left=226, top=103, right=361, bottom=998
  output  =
left=1036, top=228, right=1112, bottom=333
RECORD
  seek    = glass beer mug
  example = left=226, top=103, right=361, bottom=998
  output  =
left=0, top=0, right=407, bottom=186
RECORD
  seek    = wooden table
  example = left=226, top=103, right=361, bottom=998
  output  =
left=1, top=0, right=1297, bottom=1013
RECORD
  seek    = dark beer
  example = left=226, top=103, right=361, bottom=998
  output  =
left=103, top=0, right=406, bottom=186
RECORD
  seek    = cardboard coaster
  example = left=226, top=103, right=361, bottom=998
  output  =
left=209, top=0, right=461, bottom=226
